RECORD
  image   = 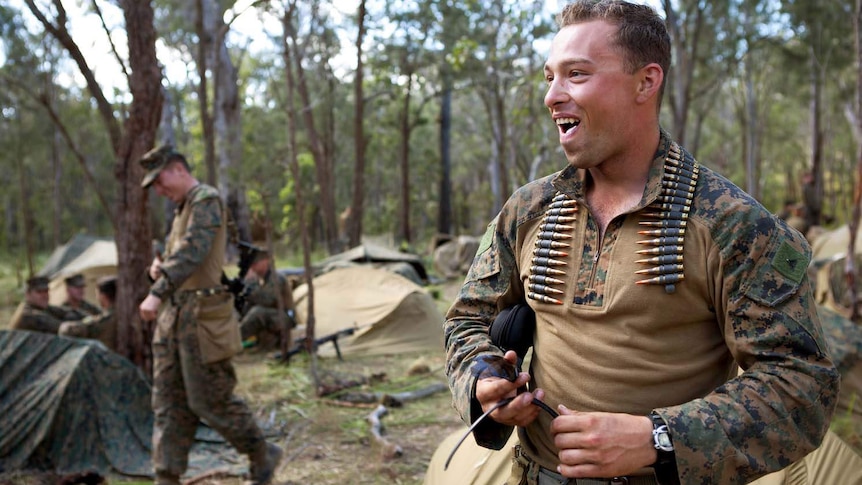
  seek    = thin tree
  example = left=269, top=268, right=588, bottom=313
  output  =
left=845, top=0, right=862, bottom=321
left=348, top=0, right=367, bottom=248
left=282, top=3, right=318, bottom=380
left=283, top=0, right=339, bottom=255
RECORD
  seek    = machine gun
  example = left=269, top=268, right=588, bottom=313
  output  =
left=222, top=240, right=257, bottom=313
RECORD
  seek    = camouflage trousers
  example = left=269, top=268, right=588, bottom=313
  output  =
left=152, top=299, right=264, bottom=477
left=240, top=306, right=294, bottom=350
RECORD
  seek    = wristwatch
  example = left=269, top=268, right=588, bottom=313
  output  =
left=649, top=413, right=680, bottom=485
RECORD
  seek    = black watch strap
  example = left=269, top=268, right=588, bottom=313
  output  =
left=649, top=413, right=681, bottom=485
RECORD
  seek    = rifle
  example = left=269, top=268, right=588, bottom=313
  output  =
left=222, top=240, right=257, bottom=313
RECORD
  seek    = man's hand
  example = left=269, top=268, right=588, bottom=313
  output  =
left=552, top=406, right=656, bottom=478
left=474, top=350, right=545, bottom=427
left=139, top=293, right=162, bottom=321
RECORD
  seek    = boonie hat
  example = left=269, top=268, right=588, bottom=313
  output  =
left=140, top=145, right=182, bottom=188
left=96, top=275, right=118, bottom=299
left=64, top=273, right=86, bottom=287
left=26, top=276, right=50, bottom=292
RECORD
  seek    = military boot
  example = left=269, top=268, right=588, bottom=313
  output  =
left=247, top=441, right=283, bottom=485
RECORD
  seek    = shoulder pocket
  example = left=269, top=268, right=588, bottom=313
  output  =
left=743, top=239, right=810, bottom=307
left=467, top=219, right=501, bottom=282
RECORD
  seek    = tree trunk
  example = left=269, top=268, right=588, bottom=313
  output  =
left=846, top=0, right=862, bottom=321
left=284, top=4, right=339, bottom=254
left=806, top=51, right=824, bottom=229
left=437, top=71, right=453, bottom=237
left=283, top=4, right=317, bottom=378
left=116, top=0, right=163, bottom=371
left=398, top=68, right=413, bottom=245
left=348, top=0, right=367, bottom=248
left=195, top=0, right=216, bottom=187
left=22, top=0, right=161, bottom=369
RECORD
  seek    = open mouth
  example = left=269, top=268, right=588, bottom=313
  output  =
left=555, top=117, right=579, bottom=134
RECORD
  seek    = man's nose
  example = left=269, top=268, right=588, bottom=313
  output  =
left=544, top=77, right=566, bottom=109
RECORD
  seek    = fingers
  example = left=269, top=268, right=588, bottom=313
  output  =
left=551, top=411, right=657, bottom=479
left=492, top=390, right=542, bottom=427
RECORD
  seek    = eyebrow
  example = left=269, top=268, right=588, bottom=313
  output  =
left=544, top=57, right=593, bottom=73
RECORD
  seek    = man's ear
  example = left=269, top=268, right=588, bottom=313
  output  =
left=636, top=63, right=663, bottom=104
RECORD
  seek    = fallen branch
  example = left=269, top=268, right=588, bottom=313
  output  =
left=334, top=382, right=449, bottom=407
left=323, top=399, right=379, bottom=409
left=367, top=404, right=403, bottom=460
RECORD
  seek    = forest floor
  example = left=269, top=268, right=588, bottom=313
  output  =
left=0, top=274, right=467, bottom=485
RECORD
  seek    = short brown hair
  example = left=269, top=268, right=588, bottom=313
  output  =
left=558, top=0, right=670, bottom=97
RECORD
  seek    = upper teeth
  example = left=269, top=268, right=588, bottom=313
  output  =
left=556, top=118, right=577, bottom=125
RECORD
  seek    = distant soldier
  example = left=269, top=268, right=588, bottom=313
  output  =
left=59, top=275, right=118, bottom=353
left=60, top=273, right=101, bottom=320
left=136, top=145, right=282, bottom=485
left=10, top=276, right=66, bottom=334
left=239, top=246, right=296, bottom=351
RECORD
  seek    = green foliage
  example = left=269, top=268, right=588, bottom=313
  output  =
left=2, top=0, right=862, bottom=257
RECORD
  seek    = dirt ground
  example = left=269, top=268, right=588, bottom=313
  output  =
left=248, top=278, right=465, bottom=485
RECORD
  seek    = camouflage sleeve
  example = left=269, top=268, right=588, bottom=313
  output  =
left=151, top=196, right=222, bottom=299
left=444, top=211, right=523, bottom=450
left=655, top=221, right=839, bottom=484
left=59, top=313, right=101, bottom=338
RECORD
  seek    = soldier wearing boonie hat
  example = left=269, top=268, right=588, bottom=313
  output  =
left=10, top=276, right=65, bottom=334
left=61, top=273, right=101, bottom=320
left=140, top=144, right=189, bottom=189
left=136, top=145, right=283, bottom=484
left=238, top=245, right=297, bottom=351
left=59, top=275, right=119, bottom=353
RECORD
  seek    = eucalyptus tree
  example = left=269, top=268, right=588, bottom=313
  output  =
left=0, top=6, right=117, bottom=261
left=153, top=0, right=255, bottom=242
left=370, top=1, right=440, bottom=244
left=281, top=0, right=343, bottom=255
left=661, top=0, right=741, bottom=155
left=18, top=0, right=164, bottom=368
left=781, top=0, right=854, bottom=229
left=442, top=0, right=552, bottom=217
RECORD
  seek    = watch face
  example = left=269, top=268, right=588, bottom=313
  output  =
left=658, top=432, right=673, bottom=450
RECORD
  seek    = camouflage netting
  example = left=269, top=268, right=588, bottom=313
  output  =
left=0, top=330, right=254, bottom=479
left=0, top=330, right=152, bottom=476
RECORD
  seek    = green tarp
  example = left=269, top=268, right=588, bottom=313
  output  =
left=0, top=330, right=152, bottom=476
left=0, top=330, right=252, bottom=478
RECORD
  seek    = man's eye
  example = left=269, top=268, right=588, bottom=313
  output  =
left=545, top=75, right=554, bottom=84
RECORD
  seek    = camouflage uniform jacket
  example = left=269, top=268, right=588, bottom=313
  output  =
left=59, top=309, right=117, bottom=353
left=242, top=269, right=294, bottom=315
left=444, top=131, right=839, bottom=484
left=60, top=298, right=102, bottom=321
left=151, top=184, right=224, bottom=301
left=10, top=302, right=64, bottom=334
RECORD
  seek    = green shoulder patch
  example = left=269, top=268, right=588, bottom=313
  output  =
left=772, top=240, right=807, bottom=284
left=476, top=220, right=497, bottom=257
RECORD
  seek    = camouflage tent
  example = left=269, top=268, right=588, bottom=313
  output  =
left=0, top=330, right=251, bottom=478
left=315, top=242, right=428, bottom=285
left=291, top=265, right=444, bottom=357
left=0, top=330, right=151, bottom=476
left=36, top=233, right=117, bottom=306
